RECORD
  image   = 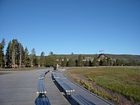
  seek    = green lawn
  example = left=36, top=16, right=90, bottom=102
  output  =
left=66, top=67, right=140, bottom=104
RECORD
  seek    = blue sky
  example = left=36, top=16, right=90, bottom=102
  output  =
left=0, top=0, right=140, bottom=55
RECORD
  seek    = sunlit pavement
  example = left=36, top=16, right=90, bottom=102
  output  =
left=0, top=69, right=70, bottom=105
left=0, top=69, right=45, bottom=105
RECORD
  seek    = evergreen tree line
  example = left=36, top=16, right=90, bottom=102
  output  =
left=0, top=38, right=139, bottom=69
left=0, top=39, right=46, bottom=68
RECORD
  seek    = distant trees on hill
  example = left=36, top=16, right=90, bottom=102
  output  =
left=40, top=52, right=45, bottom=67
left=0, top=38, right=140, bottom=69
left=46, top=54, right=140, bottom=67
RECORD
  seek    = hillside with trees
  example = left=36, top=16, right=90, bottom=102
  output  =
left=0, top=38, right=140, bottom=69
left=46, top=54, right=140, bottom=67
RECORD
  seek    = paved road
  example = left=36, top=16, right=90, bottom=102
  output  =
left=0, top=69, right=47, bottom=105
left=0, top=70, right=39, bottom=105
left=0, top=69, right=70, bottom=105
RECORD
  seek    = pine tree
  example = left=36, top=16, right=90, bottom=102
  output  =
left=21, top=44, right=25, bottom=67
left=40, top=51, right=45, bottom=67
left=75, top=59, right=78, bottom=67
left=45, top=55, right=57, bottom=67
left=6, top=41, right=12, bottom=67
left=24, top=47, right=31, bottom=67
left=18, top=43, right=25, bottom=68
left=5, top=39, right=25, bottom=68
left=89, top=60, right=93, bottom=66
left=49, top=51, right=53, bottom=55
left=92, top=57, right=97, bottom=66
left=0, top=39, right=5, bottom=68
left=78, top=55, right=83, bottom=66
left=84, top=60, right=89, bottom=66
left=30, top=48, right=38, bottom=67
left=11, top=39, right=20, bottom=68
left=67, top=58, right=75, bottom=67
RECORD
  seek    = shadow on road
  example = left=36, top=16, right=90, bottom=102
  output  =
left=35, top=93, right=51, bottom=105
left=35, top=70, right=51, bottom=105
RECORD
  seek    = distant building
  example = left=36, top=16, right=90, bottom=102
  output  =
left=97, top=54, right=108, bottom=61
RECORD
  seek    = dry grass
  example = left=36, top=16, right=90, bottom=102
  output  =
left=66, top=67, right=140, bottom=104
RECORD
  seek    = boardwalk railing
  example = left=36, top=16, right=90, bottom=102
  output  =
left=52, top=72, right=96, bottom=105
left=52, top=72, right=75, bottom=96
left=71, top=95, right=95, bottom=105
left=52, top=71, right=112, bottom=105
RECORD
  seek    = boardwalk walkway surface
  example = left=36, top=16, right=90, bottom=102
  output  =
left=52, top=71, right=113, bottom=105
left=45, top=71, right=70, bottom=105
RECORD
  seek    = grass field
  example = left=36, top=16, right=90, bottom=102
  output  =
left=66, top=67, right=140, bottom=105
